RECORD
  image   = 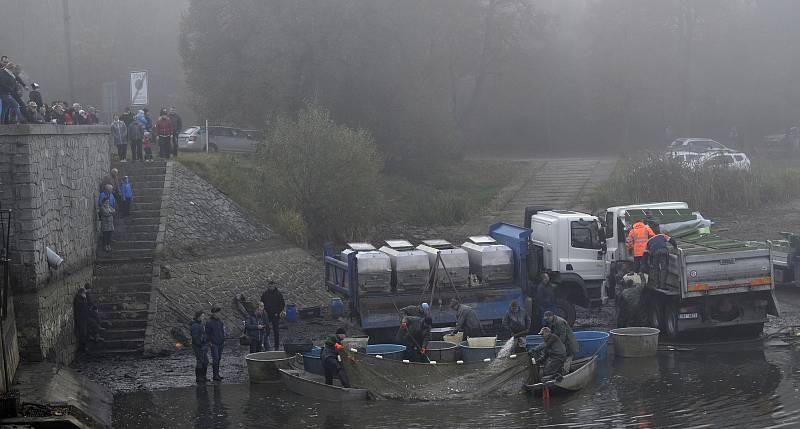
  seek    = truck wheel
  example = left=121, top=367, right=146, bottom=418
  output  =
left=663, top=301, right=679, bottom=339
left=555, top=298, right=576, bottom=327
left=607, top=268, right=617, bottom=300
left=739, top=323, right=764, bottom=338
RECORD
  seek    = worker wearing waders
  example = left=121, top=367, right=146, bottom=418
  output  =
left=530, top=327, right=566, bottom=378
left=191, top=310, right=210, bottom=383
left=502, top=300, right=530, bottom=349
left=399, top=302, right=430, bottom=318
left=206, top=306, right=226, bottom=381
left=645, top=232, right=678, bottom=289
left=396, top=315, right=432, bottom=362
left=543, top=310, right=578, bottom=366
left=321, top=328, right=351, bottom=387
left=534, top=274, right=555, bottom=332
left=627, top=219, right=655, bottom=273
left=449, top=298, right=483, bottom=341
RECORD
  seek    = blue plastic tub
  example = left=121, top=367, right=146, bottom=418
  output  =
left=526, top=331, right=609, bottom=359
left=302, top=346, right=324, bottom=375
left=286, top=304, right=298, bottom=322
left=330, top=298, right=344, bottom=318
left=366, top=344, right=406, bottom=361
left=459, top=340, right=505, bottom=362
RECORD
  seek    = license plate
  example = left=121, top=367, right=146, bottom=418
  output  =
left=678, top=313, right=698, bottom=319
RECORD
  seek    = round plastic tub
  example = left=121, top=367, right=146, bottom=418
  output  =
left=246, top=351, right=294, bottom=383
left=425, top=341, right=458, bottom=362
left=459, top=340, right=505, bottom=362
left=610, top=327, right=660, bottom=357
left=302, top=347, right=324, bottom=375
left=366, top=344, right=406, bottom=360
left=574, top=331, right=610, bottom=359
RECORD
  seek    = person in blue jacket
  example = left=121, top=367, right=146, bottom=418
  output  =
left=191, top=310, right=209, bottom=383
left=205, top=306, right=226, bottom=381
left=98, top=184, right=116, bottom=209
left=119, top=176, right=133, bottom=217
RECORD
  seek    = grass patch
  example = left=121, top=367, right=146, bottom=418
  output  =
left=178, top=153, right=522, bottom=245
left=591, top=154, right=800, bottom=213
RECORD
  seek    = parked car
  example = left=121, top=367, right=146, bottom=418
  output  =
left=667, top=138, right=750, bottom=170
left=177, top=126, right=258, bottom=153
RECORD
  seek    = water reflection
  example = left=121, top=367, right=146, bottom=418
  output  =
left=114, top=344, right=800, bottom=429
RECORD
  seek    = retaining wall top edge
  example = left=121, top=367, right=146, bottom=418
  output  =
left=0, top=124, right=110, bottom=136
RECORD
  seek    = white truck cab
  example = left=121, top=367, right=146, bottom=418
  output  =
left=527, top=209, right=608, bottom=306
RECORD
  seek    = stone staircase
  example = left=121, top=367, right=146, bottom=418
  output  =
left=91, top=160, right=167, bottom=355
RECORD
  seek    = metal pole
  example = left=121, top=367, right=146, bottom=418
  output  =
left=62, top=0, right=75, bottom=101
left=205, top=120, right=209, bottom=153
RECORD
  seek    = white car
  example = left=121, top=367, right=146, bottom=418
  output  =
left=666, top=138, right=750, bottom=170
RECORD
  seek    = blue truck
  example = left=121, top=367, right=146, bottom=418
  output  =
left=324, top=222, right=576, bottom=333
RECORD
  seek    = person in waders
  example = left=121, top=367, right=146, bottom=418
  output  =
left=191, top=310, right=210, bottom=383
left=530, top=327, right=566, bottom=379
left=396, top=315, right=432, bottom=362
left=321, top=328, right=351, bottom=387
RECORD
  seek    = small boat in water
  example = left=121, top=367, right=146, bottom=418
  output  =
left=524, top=355, right=598, bottom=395
left=279, top=369, right=371, bottom=402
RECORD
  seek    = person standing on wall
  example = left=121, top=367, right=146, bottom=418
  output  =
left=168, top=107, right=183, bottom=158
left=261, top=281, right=286, bottom=350
left=156, top=109, right=173, bottom=159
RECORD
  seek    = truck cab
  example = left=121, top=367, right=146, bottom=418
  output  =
left=527, top=209, right=608, bottom=308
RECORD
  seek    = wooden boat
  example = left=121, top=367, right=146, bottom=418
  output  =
left=279, top=369, right=371, bottom=402
left=524, top=355, right=598, bottom=394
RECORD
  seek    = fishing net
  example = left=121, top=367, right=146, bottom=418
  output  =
left=340, top=348, right=532, bottom=400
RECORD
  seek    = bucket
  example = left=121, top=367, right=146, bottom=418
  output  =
left=467, top=336, right=497, bottom=348
left=366, top=344, right=406, bottom=360
left=341, top=336, right=370, bottom=352
left=330, top=298, right=344, bottom=318
left=246, top=351, right=294, bottom=383
left=459, top=339, right=504, bottom=362
left=610, top=327, right=660, bottom=358
left=286, top=304, right=298, bottom=322
left=443, top=332, right=463, bottom=344
left=302, top=347, right=324, bottom=375
left=426, top=341, right=458, bottom=362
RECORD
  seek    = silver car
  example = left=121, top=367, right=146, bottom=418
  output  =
left=177, top=126, right=258, bottom=153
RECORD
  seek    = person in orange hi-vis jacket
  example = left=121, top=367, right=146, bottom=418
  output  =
left=627, top=219, right=655, bottom=273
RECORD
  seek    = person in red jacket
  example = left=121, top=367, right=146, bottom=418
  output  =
left=627, top=219, right=655, bottom=273
left=155, top=108, right=174, bottom=159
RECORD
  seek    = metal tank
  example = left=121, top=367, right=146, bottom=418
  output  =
left=378, top=240, right=430, bottom=292
left=460, top=236, right=514, bottom=285
left=341, top=243, right=392, bottom=293
left=416, top=239, right=469, bottom=288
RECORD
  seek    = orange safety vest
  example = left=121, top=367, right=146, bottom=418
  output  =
left=627, top=222, right=655, bottom=257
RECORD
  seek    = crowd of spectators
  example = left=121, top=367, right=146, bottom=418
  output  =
left=1, top=54, right=101, bottom=125
left=113, top=106, right=182, bottom=162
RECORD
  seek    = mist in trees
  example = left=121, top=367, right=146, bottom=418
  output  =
left=3, top=1, right=800, bottom=158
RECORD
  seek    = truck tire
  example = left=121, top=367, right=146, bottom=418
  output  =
left=739, top=323, right=764, bottom=338
left=663, top=301, right=679, bottom=339
left=555, top=298, right=576, bottom=327
left=607, top=266, right=617, bottom=300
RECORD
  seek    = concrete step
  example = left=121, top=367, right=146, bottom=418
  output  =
left=98, top=309, right=149, bottom=320
left=95, top=254, right=154, bottom=264
left=101, top=329, right=147, bottom=341
left=94, top=282, right=152, bottom=294
left=94, top=272, right=152, bottom=284
left=113, top=224, right=159, bottom=234
left=129, top=202, right=162, bottom=211
left=130, top=181, right=166, bottom=189
left=102, top=319, right=148, bottom=330
left=127, top=174, right=166, bottom=181
left=87, top=347, right=144, bottom=356
left=94, top=262, right=153, bottom=277
left=107, top=240, right=157, bottom=251
left=95, top=292, right=151, bottom=304
left=98, top=301, right=150, bottom=312
left=117, top=209, right=161, bottom=219
left=116, top=217, right=160, bottom=226
left=127, top=194, right=164, bottom=204
left=90, top=339, right=144, bottom=352
left=109, top=231, right=157, bottom=242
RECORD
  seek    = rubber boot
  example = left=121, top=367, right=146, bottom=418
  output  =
left=195, top=368, right=206, bottom=384
left=212, top=365, right=223, bottom=381
left=201, top=365, right=210, bottom=382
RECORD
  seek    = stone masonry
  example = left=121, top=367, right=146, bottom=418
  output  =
left=0, top=125, right=110, bottom=364
left=144, top=164, right=332, bottom=355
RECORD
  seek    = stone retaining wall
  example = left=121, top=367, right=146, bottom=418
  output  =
left=0, top=125, right=110, bottom=363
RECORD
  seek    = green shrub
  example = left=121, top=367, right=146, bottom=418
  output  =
left=258, top=104, right=384, bottom=242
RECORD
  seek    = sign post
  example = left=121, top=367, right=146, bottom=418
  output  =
left=205, top=120, right=209, bottom=153
left=130, top=70, right=149, bottom=106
